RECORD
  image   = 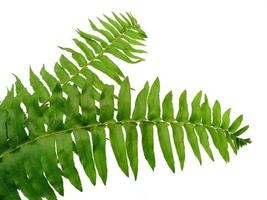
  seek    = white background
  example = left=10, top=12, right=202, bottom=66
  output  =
left=0, top=0, right=266, bottom=199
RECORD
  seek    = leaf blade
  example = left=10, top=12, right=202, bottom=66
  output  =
left=108, top=124, right=129, bottom=177
left=156, top=122, right=175, bottom=172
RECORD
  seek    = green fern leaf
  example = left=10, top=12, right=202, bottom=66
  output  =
left=0, top=12, right=251, bottom=200
left=0, top=77, right=251, bottom=199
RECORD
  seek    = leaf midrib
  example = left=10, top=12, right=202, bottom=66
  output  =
left=0, top=119, right=231, bottom=161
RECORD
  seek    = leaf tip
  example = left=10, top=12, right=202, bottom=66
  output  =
left=167, top=90, right=173, bottom=96
left=182, top=89, right=187, bottom=95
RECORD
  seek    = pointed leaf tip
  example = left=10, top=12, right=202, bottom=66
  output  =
left=229, top=115, right=244, bottom=133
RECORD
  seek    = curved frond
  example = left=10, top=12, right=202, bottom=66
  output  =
left=37, top=12, right=146, bottom=105
left=0, top=12, right=251, bottom=200
left=0, top=77, right=250, bottom=199
left=60, top=12, right=146, bottom=85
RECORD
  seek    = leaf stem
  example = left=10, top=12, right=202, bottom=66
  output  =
left=0, top=119, right=232, bottom=161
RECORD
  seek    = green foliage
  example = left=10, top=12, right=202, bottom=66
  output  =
left=0, top=12, right=251, bottom=200
left=43, top=12, right=146, bottom=104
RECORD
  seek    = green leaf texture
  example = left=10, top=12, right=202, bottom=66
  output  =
left=39, top=12, right=146, bottom=105
left=0, top=12, right=251, bottom=200
left=0, top=77, right=250, bottom=199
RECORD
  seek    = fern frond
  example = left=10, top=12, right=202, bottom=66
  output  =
left=33, top=12, right=146, bottom=105
left=0, top=12, right=251, bottom=200
left=0, top=77, right=250, bottom=199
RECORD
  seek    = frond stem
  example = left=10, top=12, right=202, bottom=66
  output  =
left=0, top=119, right=232, bottom=161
